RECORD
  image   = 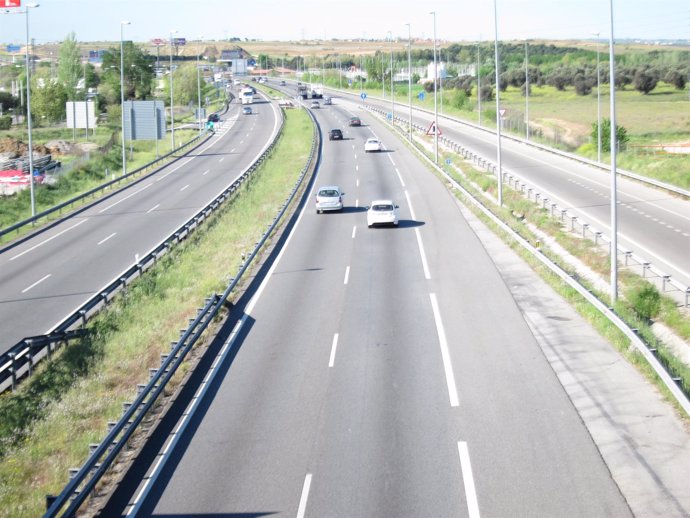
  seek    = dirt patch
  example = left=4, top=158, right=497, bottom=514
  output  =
left=530, top=118, right=590, bottom=148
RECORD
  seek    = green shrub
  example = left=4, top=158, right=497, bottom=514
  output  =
left=0, top=116, right=11, bottom=130
left=627, top=282, right=661, bottom=320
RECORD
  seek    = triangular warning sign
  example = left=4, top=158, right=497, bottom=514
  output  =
left=426, top=121, right=442, bottom=136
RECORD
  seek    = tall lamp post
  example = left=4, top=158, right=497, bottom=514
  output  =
left=493, top=0, right=503, bottom=206
left=405, top=23, right=412, bottom=142
left=524, top=39, right=529, bottom=140
left=607, top=2, right=618, bottom=303
left=197, top=36, right=203, bottom=134
left=389, top=30, right=394, bottom=125
left=120, top=21, right=130, bottom=177
left=593, top=32, right=602, bottom=163
left=477, top=37, right=481, bottom=126
left=430, top=11, right=438, bottom=164
left=169, top=29, right=178, bottom=150
left=25, top=3, right=39, bottom=216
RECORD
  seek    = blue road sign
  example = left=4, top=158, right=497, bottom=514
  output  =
left=418, top=92, right=425, bottom=100
left=360, top=92, right=367, bottom=100
left=445, top=158, right=452, bottom=165
left=387, top=113, right=392, bottom=120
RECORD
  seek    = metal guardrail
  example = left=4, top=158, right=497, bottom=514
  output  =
left=0, top=128, right=213, bottom=243
left=44, top=101, right=319, bottom=517
left=365, top=103, right=690, bottom=308
left=367, top=103, right=690, bottom=418
left=0, top=106, right=253, bottom=394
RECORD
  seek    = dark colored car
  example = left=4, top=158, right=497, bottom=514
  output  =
left=207, top=113, right=220, bottom=123
left=348, top=116, right=362, bottom=127
left=329, top=129, right=343, bottom=141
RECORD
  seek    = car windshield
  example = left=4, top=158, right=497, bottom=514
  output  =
left=373, top=204, right=394, bottom=211
left=319, top=190, right=339, bottom=197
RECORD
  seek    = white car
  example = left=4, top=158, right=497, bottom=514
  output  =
left=367, top=200, right=399, bottom=227
left=315, top=186, right=344, bottom=213
left=364, top=138, right=382, bottom=152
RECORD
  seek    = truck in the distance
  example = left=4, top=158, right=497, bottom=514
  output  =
left=240, top=86, right=254, bottom=104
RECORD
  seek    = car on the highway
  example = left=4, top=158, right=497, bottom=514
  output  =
left=310, top=100, right=320, bottom=109
left=324, top=96, right=332, bottom=105
left=348, top=116, right=361, bottom=127
left=367, top=200, right=399, bottom=227
left=315, top=186, right=344, bottom=213
left=279, top=80, right=286, bottom=86
left=364, top=138, right=382, bottom=152
left=329, top=129, right=343, bottom=141
left=207, top=113, right=220, bottom=123
left=242, top=106, right=252, bottom=115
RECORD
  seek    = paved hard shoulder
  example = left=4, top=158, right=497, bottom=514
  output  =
left=458, top=201, right=690, bottom=517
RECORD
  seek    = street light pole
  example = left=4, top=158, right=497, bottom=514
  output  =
left=430, top=11, right=438, bottom=164
left=25, top=3, right=39, bottom=216
left=197, top=36, right=203, bottom=134
left=524, top=39, right=529, bottom=140
left=405, top=23, right=412, bottom=142
left=593, top=32, right=602, bottom=163
left=493, top=0, right=503, bottom=206
left=169, top=29, right=178, bottom=151
left=389, top=30, right=394, bottom=125
left=608, top=2, right=618, bottom=303
left=120, top=21, right=130, bottom=177
left=477, top=38, right=481, bottom=126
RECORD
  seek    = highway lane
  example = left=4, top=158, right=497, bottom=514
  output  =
left=119, top=96, right=631, bottom=517
left=0, top=95, right=280, bottom=354
left=354, top=92, right=690, bottom=290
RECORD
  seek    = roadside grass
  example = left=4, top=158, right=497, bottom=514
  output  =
left=416, top=131, right=690, bottom=416
left=0, top=129, right=201, bottom=240
left=0, top=107, right=312, bottom=517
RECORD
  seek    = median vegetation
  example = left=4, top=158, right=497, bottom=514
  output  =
left=0, top=107, right=313, bottom=518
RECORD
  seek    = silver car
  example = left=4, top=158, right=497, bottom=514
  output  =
left=315, top=186, right=344, bottom=213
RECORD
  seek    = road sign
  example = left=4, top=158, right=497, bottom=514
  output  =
left=360, top=92, right=367, bottom=100
left=6, top=44, right=21, bottom=53
left=445, top=158, right=452, bottom=165
left=172, top=37, right=186, bottom=46
left=426, top=121, right=442, bottom=136
left=387, top=113, right=392, bottom=120
left=418, top=92, right=425, bottom=101
left=499, top=108, right=506, bottom=117
left=1, top=0, right=21, bottom=7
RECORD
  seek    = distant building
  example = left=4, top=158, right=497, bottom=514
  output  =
left=219, top=48, right=251, bottom=76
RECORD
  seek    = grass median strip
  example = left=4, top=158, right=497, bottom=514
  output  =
left=0, top=107, right=313, bottom=518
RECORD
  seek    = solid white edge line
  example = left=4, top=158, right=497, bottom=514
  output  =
left=395, top=167, right=406, bottom=187
left=97, top=232, right=117, bottom=246
left=415, top=228, right=431, bottom=280
left=296, top=473, right=313, bottom=518
left=329, top=333, right=339, bottom=367
left=22, top=273, right=51, bottom=293
left=429, top=293, right=459, bottom=407
left=343, top=266, right=350, bottom=285
left=458, top=441, right=481, bottom=518
left=403, top=190, right=417, bottom=222
left=10, top=218, right=89, bottom=261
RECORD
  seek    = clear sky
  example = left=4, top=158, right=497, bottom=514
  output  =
left=0, top=0, right=688, bottom=45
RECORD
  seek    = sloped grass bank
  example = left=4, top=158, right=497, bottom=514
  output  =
left=0, top=108, right=312, bottom=517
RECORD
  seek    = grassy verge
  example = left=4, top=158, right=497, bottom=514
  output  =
left=0, top=129, right=202, bottom=241
left=0, top=107, right=313, bottom=517
left=412, top=130, right=690, bottom=415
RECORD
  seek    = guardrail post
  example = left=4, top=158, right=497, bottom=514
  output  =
left=662, top=275, right=671, bottom=292
left=560, top=209, right=567, bottom=222
left=535, top=193, right=540, bottom=203
left=570, top=216, right=577, bottom=231
left=624, top=251, right=632, bottom=266
left=595, top=231, right=602, bottom=245
left=685, top=288, right=690, bottom=308
left=542, top=197, right=548, bottom=209
left=582, top=223, right=589, bottom=238
left=642, top=263, right=650, bottom=278
left=9, top=352, right=16, bottom=391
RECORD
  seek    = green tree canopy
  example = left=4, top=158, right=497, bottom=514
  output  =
left=57, top=32, right=82, bottom=100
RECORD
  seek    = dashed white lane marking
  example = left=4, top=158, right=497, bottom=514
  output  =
left=202, top=169, right=210, bottom=176
left=146, top=204, right=160, bottom=214
left=329, top=333, right=339, bottom=367
left=97, top=233, right=117, bottom=245
left=458, top=441, right=481, bottom=518
left=352, top=226, right=357, bottom=239
left=219, top=157, right=225, bottom=163
left=296, top=473, right=313, bottom=518
left=356, top=179, right=360, bottom=187
left=99, top=183, right=153, bottom=213
left=180, top=184, right=190, bottom=192
left=343, top=266, right=350, bottom=285
left=10, top=219, right=89, bottom=261
left=404, top=191, right=430, bottom=279
left=22, top=274, right=51, bottom=293
left=430, top=293, right=459, bottom=407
